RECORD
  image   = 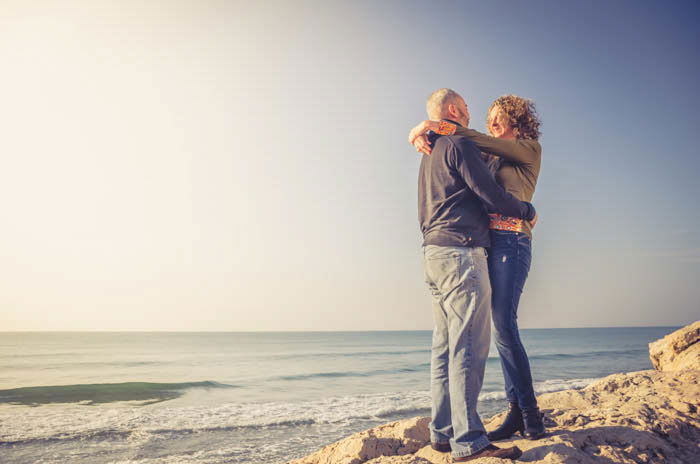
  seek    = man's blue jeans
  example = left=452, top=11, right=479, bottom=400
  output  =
left=488, top=230, right=537, bottom=410
left=423, top=245, right=492, bottom=458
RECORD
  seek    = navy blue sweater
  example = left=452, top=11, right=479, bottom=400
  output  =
left=418, top=131, right=536, bottom=248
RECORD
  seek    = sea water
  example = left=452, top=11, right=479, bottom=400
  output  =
left=0, top=327, right=675, bottom=463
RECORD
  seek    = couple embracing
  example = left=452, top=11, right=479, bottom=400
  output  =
left=412, top=88, right=544, bottom=461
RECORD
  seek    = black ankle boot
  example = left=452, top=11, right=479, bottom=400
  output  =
left=521, top=407, right=546, bottom=440
left=487, top=402, right=524, bottom=441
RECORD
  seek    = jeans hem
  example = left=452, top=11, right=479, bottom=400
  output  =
left=431, top=440, right=450, bottom=445
left=518, top=398, right=538, bottom=410
left=430, top=432, right=451, bottom=444
left=450, top=435, right=491, bottom=457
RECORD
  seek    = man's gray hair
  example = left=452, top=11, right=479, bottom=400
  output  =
left=426, top=88, right=462, bottom=120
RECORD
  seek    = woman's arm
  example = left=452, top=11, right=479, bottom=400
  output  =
left=409, top=120, right=541, bottom=165
left=454, top=126, right=541, bottom=165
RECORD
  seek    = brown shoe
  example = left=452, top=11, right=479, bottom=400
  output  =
left=452, top=444, right=522, bottom=462
left=431, top=442, right=451, bottom=452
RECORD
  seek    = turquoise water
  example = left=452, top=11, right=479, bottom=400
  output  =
left=0, top=327, right=676, bottom=463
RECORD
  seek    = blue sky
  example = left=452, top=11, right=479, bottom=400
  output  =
left=1, top=0, right=698, bottom=330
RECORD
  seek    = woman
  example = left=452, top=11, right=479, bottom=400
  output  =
left=409, top=95, right=545, bottom=441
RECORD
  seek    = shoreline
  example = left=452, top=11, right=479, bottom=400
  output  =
left=288, top=322, right=700, bottom=464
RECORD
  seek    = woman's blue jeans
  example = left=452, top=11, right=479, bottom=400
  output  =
left=487, top=230, right=537, bottom=410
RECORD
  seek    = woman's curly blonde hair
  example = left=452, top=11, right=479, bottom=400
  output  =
left=487, top=95, right=541, bottom=141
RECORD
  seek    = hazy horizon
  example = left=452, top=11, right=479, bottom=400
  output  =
left=0, top=324, right=685, bottom=333
left=2, top=0, right=699, bottom=331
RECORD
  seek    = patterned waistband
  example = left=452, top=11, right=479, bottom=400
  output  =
left=488, top=214, right=525, bottom=232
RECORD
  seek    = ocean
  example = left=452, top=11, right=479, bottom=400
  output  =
left=0, top=327, right=676, bottom=464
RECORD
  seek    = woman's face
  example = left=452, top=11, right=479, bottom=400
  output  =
left=488, top=106, right=516, bottom=139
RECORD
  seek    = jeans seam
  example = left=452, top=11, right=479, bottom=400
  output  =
left=464, top=253, right=476, bottom=429
left=509, top=237, right=524, bottom=402
left=512, top=240, right=531, bottom=359
left=509, top=236, right=533, bottom=408
left=443, top=255, right=464, bottom=324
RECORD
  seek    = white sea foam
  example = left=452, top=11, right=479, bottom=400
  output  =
left=0, top=377, right=600, bottom=445
left=478, top=377, right=601, bottom=401
left=533, top=377, right=600, bottom=393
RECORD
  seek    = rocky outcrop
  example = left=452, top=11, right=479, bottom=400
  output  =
left=289, top=322, right=700, bottom=464
left=649, top=321, right=700, bottom=372
left=288, top=417, right=431, bottom=464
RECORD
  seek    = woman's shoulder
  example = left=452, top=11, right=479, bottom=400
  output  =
left=519, top=138, right=542, bottom=160
left=520, top=138, right=541, bottom=151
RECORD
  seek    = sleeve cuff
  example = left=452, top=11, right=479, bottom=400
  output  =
left=525, top=202, right=536, bottom=222
left=436, top=121, right=457, bottom=136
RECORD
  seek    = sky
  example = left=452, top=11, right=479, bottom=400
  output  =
left=1, top=0, right=698, bottom=331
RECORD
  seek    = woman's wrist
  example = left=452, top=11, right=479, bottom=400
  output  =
left=435, top=120, right=456, bottom=136
left=409, top=120, right=449, bottom=145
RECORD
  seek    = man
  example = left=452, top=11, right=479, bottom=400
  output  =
left=418, top=88, right=536, bottom=461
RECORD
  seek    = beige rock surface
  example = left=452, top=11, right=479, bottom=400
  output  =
left=649, top=321, right=700, bottom=372
left=289, top=323, right=700, bottom=464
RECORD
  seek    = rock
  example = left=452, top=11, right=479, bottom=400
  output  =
left=288, top=417, right=431, bottom=464
left=649, top=320, right=700, bottom=371
left=289, top=323, right=700, bottom=464
left=365, top=456, right=432, bottom=464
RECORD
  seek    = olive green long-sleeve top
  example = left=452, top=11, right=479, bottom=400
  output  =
left=453, top=127, right=542, bottom=237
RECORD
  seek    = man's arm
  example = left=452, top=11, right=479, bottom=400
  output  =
left=448, top=138, right=536, bottom=220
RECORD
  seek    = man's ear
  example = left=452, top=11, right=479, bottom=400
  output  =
left=446, top=103, right=457, bottom=119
